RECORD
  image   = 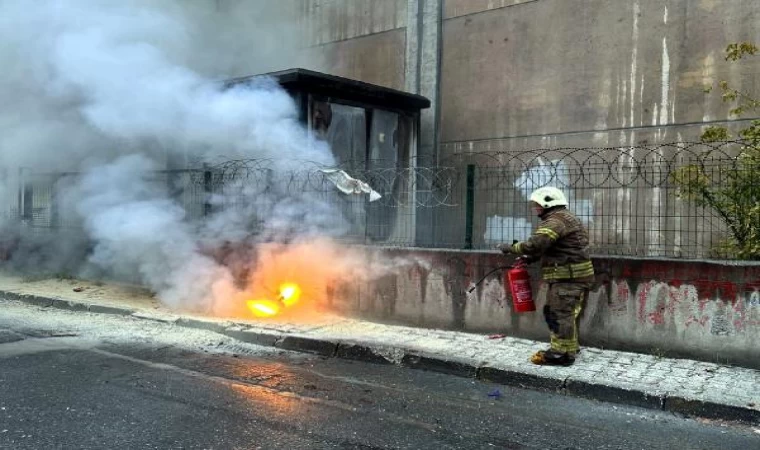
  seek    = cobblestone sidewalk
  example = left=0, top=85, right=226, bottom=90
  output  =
left=224, top=315, right=760, bottom=421
left=1, top=288, right=759, bottom=425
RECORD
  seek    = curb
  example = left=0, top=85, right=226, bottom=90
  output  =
left=1, top=291, right=138, bottom=316
left=563, top=378, right=665, bottom=410
left=664, top=396, right=760, bottom=424
left=1, top=292, right=54, bottom=308
left=3, top=290, right=758, bottom=425
left=276, top=336, right=338, bottom=357
left=89, top=304, right=135, bottom=316
left=477, top=366, right=565, bottom=392
left=222, top=327, right=282, bottom=347
left=335, top=343, right=395, bottom=365
left=402, top=353, right=479, bottom=378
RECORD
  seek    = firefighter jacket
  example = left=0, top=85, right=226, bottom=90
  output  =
left=509, top=206, right=594, bottom=282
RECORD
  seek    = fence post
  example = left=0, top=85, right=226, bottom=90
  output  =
left=20, top=168, right=32, bottom=221
left=50, top=175, right=60, bottom=227
left=464, top=164, right=475, bottom=249
left=203, top=164, right=212, bottom=217
left=17, top=167, right=23, bottom=220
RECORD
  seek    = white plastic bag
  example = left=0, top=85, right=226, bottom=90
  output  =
left=319, top=169, right=382, bottom=202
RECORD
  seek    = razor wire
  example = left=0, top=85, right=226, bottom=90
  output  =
left=8, top=139, right=759, bottom=259
left=184, top=158, right=463, bottom=208
left=438, top=140, right=748, bottom=189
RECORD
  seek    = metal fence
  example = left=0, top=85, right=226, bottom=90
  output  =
left=7, top=140, right=759, bottom=260
left=434, top=140, right=756, bottom=260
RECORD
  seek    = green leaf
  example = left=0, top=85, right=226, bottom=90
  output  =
left=725, top=42, right=759, bottom=61
left=676, top=42, right=760, bottom=259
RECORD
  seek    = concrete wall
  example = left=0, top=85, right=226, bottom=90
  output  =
left=317, top=29, right=408, bottom=91
left=297, top=0, right=760, bottom=257
left=299, top=0, right=760, bottom=154
left=302, top=0, right=408, bottom=46
left=327, top=248, right=760, bottom=369
left=293, top=3, right=760, bottom=367
left=302, top=0, right=409, bottom=90
left=438, top=0, right=760, bottom=154
left=301, top=0, right=442, bottom=164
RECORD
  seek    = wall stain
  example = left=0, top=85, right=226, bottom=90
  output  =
left=444, top=256, right=469, bottom=329
left=332, top=251, right=760, bottom=368
left=374, top=273, right=398, bottom=318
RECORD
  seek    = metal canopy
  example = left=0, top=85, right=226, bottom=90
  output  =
left=224, top=68, right=431, bottom=113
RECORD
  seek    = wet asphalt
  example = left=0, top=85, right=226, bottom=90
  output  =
left=0, top=307, right=758, bottom=449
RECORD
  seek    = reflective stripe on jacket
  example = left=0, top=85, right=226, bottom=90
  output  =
left=511, top=207, right=594, bottom=281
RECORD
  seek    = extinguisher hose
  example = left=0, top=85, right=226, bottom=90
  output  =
left=467, top=265, right=511, bottom=293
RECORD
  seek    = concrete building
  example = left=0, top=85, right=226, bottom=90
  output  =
left=300, top=0, right=760, bottom=157
left=2, top=1, right=759, bottom=366
left=294, top=0, right=760, bottom=257
left=295, top=1, right=760, bottom=367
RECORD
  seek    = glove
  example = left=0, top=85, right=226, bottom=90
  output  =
left=497, top=240, right=524, bottom=254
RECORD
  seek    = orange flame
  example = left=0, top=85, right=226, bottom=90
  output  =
left=278, top=283, right=301, bottom=307
left=230, top=238, right=367, bottom=321
left=246, top=299, right=281, bottom=318
left=245, top=282, right=302, bottom=318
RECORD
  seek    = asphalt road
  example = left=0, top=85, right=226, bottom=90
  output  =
left=0, top=299, right=758, bottom=450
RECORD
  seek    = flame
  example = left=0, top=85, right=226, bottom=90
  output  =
left=246, top=299, right=281, bottom=318
left=278, top=283, right=301, bottom=307
left=245, top=282, right=301, bottom=318
left=231, top=238, right=367, bottom=320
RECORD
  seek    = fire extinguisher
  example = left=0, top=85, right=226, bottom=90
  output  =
left=467, top=258, right=536, bottom=313
left=505, top=258, right=536, bottom=313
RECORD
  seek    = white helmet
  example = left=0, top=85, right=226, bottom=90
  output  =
left=529, top=187, right=568, bottom=208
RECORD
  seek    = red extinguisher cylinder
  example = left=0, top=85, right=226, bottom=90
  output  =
left=506, top=261, right=536, bottom=313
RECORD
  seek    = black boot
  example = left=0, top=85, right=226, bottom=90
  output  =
left=530, top=349, right=575, bottom=366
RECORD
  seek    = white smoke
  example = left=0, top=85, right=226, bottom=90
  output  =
left=71, top=154, right=236, bottom=310
left=0, top=0, right=386, bottom=314
left=0, top=0, right=324, bottom=170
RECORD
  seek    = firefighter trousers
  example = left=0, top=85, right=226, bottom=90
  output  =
left=543, top=281, right=593, bottom=354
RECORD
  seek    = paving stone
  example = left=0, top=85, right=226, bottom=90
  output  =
left=5, top=290, right=760, bottom=424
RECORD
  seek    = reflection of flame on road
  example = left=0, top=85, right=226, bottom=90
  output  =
left=246, top=283, right=302, bottom=318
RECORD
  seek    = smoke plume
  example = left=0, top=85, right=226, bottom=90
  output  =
left=0, top=0, right=401, bottom=316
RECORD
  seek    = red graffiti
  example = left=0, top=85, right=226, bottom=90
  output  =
left=685, top=315, right=709, bottom=328
left=637, top=282, right=653, bottom=324
left=647, top=309, right=666, bottom=325
left=617, top=282, right=630, bottom=300
left=666, top=288, right=682, bottom=315
left=604, top=282, right=629, bottom=316
left=634, top=283, right=709, bottom=327
left=616, top=261, right=760, bottom=303
left=690, top=280, right=738, bottom=302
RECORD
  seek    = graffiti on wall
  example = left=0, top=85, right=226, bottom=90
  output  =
left=610, top=278, right=760, bottom=336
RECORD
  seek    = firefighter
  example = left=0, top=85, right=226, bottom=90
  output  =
left=498, top=187, right=594, bottom=366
